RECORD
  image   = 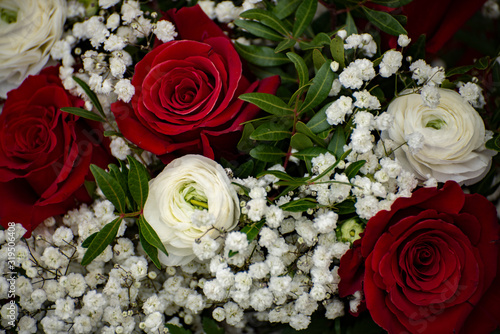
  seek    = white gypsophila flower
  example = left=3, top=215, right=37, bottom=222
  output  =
left=215, top=1, right=241, bottom=23
left=379, top=50, right=403, bottom=78
left=144, top=155, right=240, bottom=266
left=397, top=34, right=411, bottom=47
left=354, top=111, right=375, bottom=129
left=114, top=79, right=135, bottom=102
left=224, top=302, right=244, bottom=326
left=198, top=0, right=216, bottom=19
left=382, top=89, right=495, bottom=185
left=354, top=90, right=381, bottom=110
left=250, top=288, right=273, bottom=312
left=60, top=273, right=87, bottom=298
left=409, top=59, right=445, bottom=86
left=110, top=136, right=132, bottom=160
left=328, top=78, right=342, bottom=97
left=40, top=315, right=66, bottom=333
left=104, top=34, right=127, bottom=52
left=405, top=131, right=425, bottom=154
left=212, top=307, right=225, bottom=322
left=339, top=58, right=376, bottom=90
left=350, top=127, right=374, bottom=154
left=41, top=247, right=67, bottom=269
left=247, top=198, right=268, bottom=222
left=73, top=314, right=93, bottom=334
left=0, top=0, right=66, bottom=98
left=374, top=113, right=394, bottom=131
left=99, top=0, right=120, bottom=9
left=154, top=20, right=178, bottom=43
left=325, top=96, right=353, bottom=125
left=482, top=0, right=500, bottom=18
left=289, top=313, right=311, bottom=331
left=18, top=315, right=37, bottom=334
left=121, top=0, right=142, bottom=24
left=360, top=34, right=377, bottom=57
left=225, top=232, right=248, bottom=253
left=55, top=297, right=75, bottom=320
left=325, top=298, right=345, bottom=320
left=192, top=235, right=219, bottom=261
left=420, top=85, right=441, bottom=108
left=52, top=227, right=74, bottom=247
left=459, top=81, right=486, bottom=108
left=313, top=211, right=338, bottom=234
left=106, top=12, right=120, bottom=30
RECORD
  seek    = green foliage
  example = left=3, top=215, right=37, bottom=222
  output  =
left=361, top=6, right=407, bottom=36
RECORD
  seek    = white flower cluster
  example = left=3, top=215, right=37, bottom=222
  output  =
left=198, top=0, right=263, bottom=23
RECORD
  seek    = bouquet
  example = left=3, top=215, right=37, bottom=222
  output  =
left=1, top=0, right=500, bottom=333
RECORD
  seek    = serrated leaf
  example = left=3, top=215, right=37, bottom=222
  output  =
left=293, top=0, right=317, bottom=37
left=274, top=0, right=301, bottom=19
left=301, top=61, right=334, bottom=112
left=328, top=126, right=346, bottom=159
left=287, top=52, right=309, bottom=88
left=330, top=36, right=345, bottom=69
left=81, top=217, right=122, bottom=266
left=127, top=156, right=149, bottom=208
left=307, top=102, right=333, bottom=134
left=241, top=220, right=265, bottom=242
left=72, top=76, right=105, bottom=118
left=312, top=49, right=326, bottom=70
left=138, top=215, right=168, bottom=255
left=234, top=160, right=254, bottom=178
left=250, top=122, right=292, bottom=141
left=370, top=0, right=413, bottom=7
left=234, top=19, right=283, bottom=41
left=275, top=38, right=296, bottom=53
left=280, top=198, right=317, bottom=212
left=165, top=324, right=192, bottom=334
left=235, top=43, right=291, bottom=67
left=345, top=12, right=357, bottom=36
left=293, top=146, right=329, bottom=160
left=202, top=317, right=225, bottom=334
left=250, top=144, right=286, bottom=162
left=291, top=133, right=314, bottom=150
left=60, top=107, right=105, bottom=122
left=362, top=6, right=407, bottom=36
left=90, top=164, right=127, bottom=213
left=81, top=232, right=98, bottom=248
left=239, top=93, right=294, bottom=116
left=345, top=160, right=366, bottom=180
left=240, top=9, right=289, bottom=36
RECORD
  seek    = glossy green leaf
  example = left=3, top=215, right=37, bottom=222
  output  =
left=280, top=198, right=317, bottom=212
left=234, top=160, right=254, bottom=178
left=330, top=36, right=345, bottom=69
left=250, top=144, right=286, bottom=162
left=60, top=107, right=105, bottom=122
left=275, top=38, right=296, bottom=53
left=312, top=48, right=326, bottom=70
left=370, top=0, right=413, bottom=7
left=108, top=164, right=129, bottom=201
left=202, top=317, right=225, bottom=334
left=274, top=0, right=301, bottom=19
left=250, top=122, right=292, bottom=141
left=90, top=164, right=127, bottom=213
left=336, top=200, right=356, bottom=214
left=299, top=32, right=331, bottom=50
left=127, top=156, right=149, bottom=208
left=103, top=130, right=122, bottom=137
left=345, top=12, right=357, bottom=36
left=235, top=43, right=291, bottom=67
left=165, top=324, right=192, bottom=334
left=486, top=134, right=500, bottom=152
left=293, top=146, right=329, bottom=160
left=287, top=52, right=309, bottom=88
left=72, top=76, right=105, bottom=118
left=81, top=232, right=98, bottom=248
left=138, top=219, right=162, bottom=270
left=291, top=133, right=314, bottom=150
left=234, top=19, right=284, bottom=41
left=138, top=215, right=168, bottom=256
left=239, top=92, right=294, bottom=116
left=257, top=170, right=298, bottom=182
left=81, top=217, right=122, bottom=265
left=301, top=61, right=335, bottom=112
left=446, top=65, right=475, bottom=77
left=306, top=102, right=333, bottom=134
left=241, top=220, right=266, bottom=242
left=408, top=34, right=426, bottom=60
left=328, top=126, right=346, bottom=159
left=293, top=0, right=317, bottom=37
left=240, top=9, right=289, bottom=36
left=345, top=160, right=366, bottom=180
left=237, top=123, right=256, bottom=152
left=296, top=121, right=326, bottom=147
left=362, top=6, right=407, bottom=36
left=475, top=56, right=490, bottom=70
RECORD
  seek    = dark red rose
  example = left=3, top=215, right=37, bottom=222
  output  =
left=0, top=67, right=113, bottom=235
left=339, top=181, right=500, bottom=334
left=111, top=5, right=280, bottom=162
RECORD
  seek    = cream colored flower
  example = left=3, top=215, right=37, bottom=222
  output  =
left=382, top=88, right=495, bottom=185
left=143, top=155, right=240, bottom=266
left=0, top=0, right=66, bottom=98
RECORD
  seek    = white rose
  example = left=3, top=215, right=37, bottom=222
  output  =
left=0, top=0, right=66, bottom=98
left=144, top=155, right=240, bottom=266
left=382, top=88, right=495, bottom=185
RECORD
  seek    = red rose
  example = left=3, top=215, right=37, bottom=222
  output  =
left=111, top=5, right=280, bottom=162
left=339, top=181, right=500, bottom=333
left=0, top=67, right=113, bottom=235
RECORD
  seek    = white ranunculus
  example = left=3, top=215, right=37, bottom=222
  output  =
left=382, top=88, right=495, bottom=185
left=144, top=155, right=240, bottom=266
left=0, top=0, right=66, bottom=98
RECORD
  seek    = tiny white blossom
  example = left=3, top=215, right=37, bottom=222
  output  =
left=420, top=85, right=441, bottom=108
left=405, top=131, right=425, bottom=153
left=397, top=34, right=411, bottom=47
left=154, top=20, right=178, bottom=43
left=114, top=79, right=135, bottom=102
left=110, top=136, right=132, bottom=160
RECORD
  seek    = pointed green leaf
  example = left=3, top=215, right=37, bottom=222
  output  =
left=138, top=222, right=162, bottom=270
left=486, top=134, right=500, bottom=152
left=60, top=107, right=105, bottom=122
left=408, top=34, right=426, bottom=60
left=330, top=36, right=345, bottom=69
left=81, top=232, right=98, bottom=248
left=274, top=0, right=301, bottom=19
left=287, top=52, right=309, bottom=88
left=328, top=126, right=346, bottom=159
left=127, top=156, right=149, bottom=208
left=293, top=146, right=329, bottom=160
left=275, top=38, right=296, bottom=53
left=235, top=43, right=291, bottom=67
left=109, top=164, right=128, bottom=193
left=72, top=76, right=105, bottom=118
left=475, top=56, right=490, bottom=70
left=370, top=0, right=413, bottom=7
left=446, top=65, right=475, bottom=77
left=239, top=93, right=294, bottom=116
left=239, top=9, right=289, bottom=36
left=296, top=121, right=326, bottom=147
left=299, top=32, right=332, bottom=50
left=165, top=324, right=192, bottom=334
left=362, top=6, right=407, bottom=36
left=138, top=215, right=168, bottom=256
left=202, top=317, right=224, bottom=334
left=81, top=217, right=122, bottom=265
left=234, top=19, right=284, bottom=41
left=312, top=49, right=326, bottom=70
left=336, top=200, right=356, bottom=214
left=240, top=220, right=266, bottom=242
left=293, top=0, right=317, bottom=37
left=90, top=164, right=127, bottom=213
left=291, top=133, right=314, bottom=150
left=280, top=198, right=317, bottom=212
left=307, top=102, right=333, bottom=134
left=345, top=12, right=357, bottom=36
left=103, top=130, right=123, bottom=137
left=237, top=123, right=256, bottom=152
left=250, top=144, right=286, bottom=162
left=301, top=61, right=335, bottom=112
left=345, top=160, right=366, bottom=180
left=250, top=122, right=292, bottom=141
left=257, top=170, right=298, bottom=182
left=234, top=160, right=254, bottom=179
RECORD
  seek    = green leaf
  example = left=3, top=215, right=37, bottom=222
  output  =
left=60, top=107, right=105, bottom=122
left=475, top=56, right=490, bottom=70
left=250, top=122, right=292, bottom=141
left=306, top=102, right=333, bottom=134
left=370, top=0, right=413, bottom=7
left=299, top=32, right=332, bottom=50
left=234, top=19, right=284, bottom=41
left=287, top=52, right=309, bottom=88
left=81, top=217, right=122, bottom=266
left=280, top=198, right=317, bottom=212
left=407, top=34, right=426, bottom=60
left=312, top=49, right=326, bottom=70
left=336, top=200, right=356, bottom=214
left=330, top=36, right=345, bottom=69
left=202, top=317, right=225, bottom=334
left=103, top=130, right=122, bottom=137
left=274, top=0, right=301, bottom=19
left=237, top=123, right=256, bottom=152
left=446, top=65, right=475, bottom=77
left=275, top=38, right=296, bottom=53
left=240, top=9, right=289, bottom=36
left=257, top=170, right=298, bottom=182
left=301, top=61, right=335, bottom=112
left=293, top=0, right=317, bottom=37
left=90, top=164, right=127, bottom=213
left=165, top=324, right=192, bottom=334
left=127, top=156, right=149, bottom=208
left=486, top=134, right=500, bottom=152
left=293, top=146, right=329, bottom=160
left=362, top=6, right=407, bottom=36
left=234, top=160, right=254, bottom=178
left=81, top=232, right=98, bottom=248
left=108, top=164, right=129, bottom=199
left=250, top=145, right=286, bottom=162
left=345, top=160, right=366, bottom=180
left=328, top=126, right=346, bottom=159
left=235, top=43, right=290, bottom=67
left=241, top=220, right=266, bottom=242
left=137, top=219, right=162, bottom=270
left=345, top=12, right=357, bottom=36
left=296, top=121, right=326, bottom=147
left=72, top=76, right=105, bottom=118
left=239, top=93, right=294, bottom=116
left=291, top=133, right=314, bottom=150
left=138, top=215, right=168, bottom=256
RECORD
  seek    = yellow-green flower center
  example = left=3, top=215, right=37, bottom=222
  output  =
left=0, top=7, right=17, bottom=24
left=182, top=183, right=208, bottom=210
left=425, top=118, right=446, bottom=130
